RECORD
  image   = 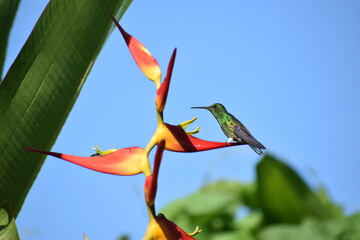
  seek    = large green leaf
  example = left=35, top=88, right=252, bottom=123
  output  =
left=0, top=0, right=131, bottom=219
left=256, top=155, right=332, bottom=224
left=0, top=0, right=20, bottom=77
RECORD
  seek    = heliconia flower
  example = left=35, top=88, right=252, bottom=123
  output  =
left=155, top=48, right=176, bottom=113
left=143, top=214, right=199, bottom=240
left=25, top=18, right=252, bottom=239
left=26, top=147, right=149, bottom=176
left=110, top=15, right=162, bottom=86
left=157, top=123, right=244, bottom=152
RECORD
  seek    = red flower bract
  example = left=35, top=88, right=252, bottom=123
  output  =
left=159, top=124, right=244, bottom=152
left=144, top=140, right=165, bottom=207
left=26, top=147, right=146, bottom=176
left=156, top=214, right=197, bottom=240
left=155, top=48, right=176, bottom=113
left=111, top=15, right=161, bottom=84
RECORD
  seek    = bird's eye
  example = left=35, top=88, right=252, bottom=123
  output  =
left=213, top=105, right=217, bottom=108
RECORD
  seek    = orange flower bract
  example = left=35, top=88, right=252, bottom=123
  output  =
left=158, top=123, right=243, bottom=152
left=27, top=147, right=147, bottom=176
left=111, top=15, right=161, bottom=85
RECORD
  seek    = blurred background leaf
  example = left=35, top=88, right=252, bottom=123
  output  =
left=258, top=213, right=360, bottom=240
left=162, top=181, right=258, bottom=239
left=160, top=154, right=359, bottom=240
left=257, top=155, right=337, bottom=224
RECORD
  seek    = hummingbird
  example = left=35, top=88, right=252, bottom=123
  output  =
left=191, top=103, right=266, bottom=155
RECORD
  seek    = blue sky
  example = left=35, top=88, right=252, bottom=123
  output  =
left=4, top=1, right=360, bottom=239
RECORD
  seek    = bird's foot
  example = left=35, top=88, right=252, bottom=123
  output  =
left=227, top=137, right=234, bottom=145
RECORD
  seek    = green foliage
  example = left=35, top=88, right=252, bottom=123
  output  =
left=0, top=0, right=131, bottom=236
left=163, top=181, right=245, bottom=234
left=258, top=214, right=360, bottom=240
left=257, top=154, right=338, bottom=223
left=161, top=154, right=358, bottom=240
left=162, top=181, right=257, bottom=239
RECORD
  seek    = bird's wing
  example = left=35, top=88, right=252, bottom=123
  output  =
left=232, top=125, right=266, bottom=150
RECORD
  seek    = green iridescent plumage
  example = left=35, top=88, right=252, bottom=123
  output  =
left=192, top=103, right=266, bottom=155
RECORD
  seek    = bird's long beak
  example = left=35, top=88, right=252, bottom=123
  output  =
left=191, top=106, right=208, bottom=109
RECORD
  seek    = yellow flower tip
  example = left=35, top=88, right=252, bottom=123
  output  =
left=91, top=145, right=117, bottom=156
left=83, top=233, right=88, bottom=240
left=143, top=65, right=162, bottom=86
left=178, top=117, right=198, bottom=130
left=185, top=126, right=201, bottom=135
left=177, top=118, right=201, bottom=135
left=188, top=226, right=202, bottom=236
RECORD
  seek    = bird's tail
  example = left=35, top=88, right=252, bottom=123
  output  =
left=250, top=145, right=263, bottom=155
